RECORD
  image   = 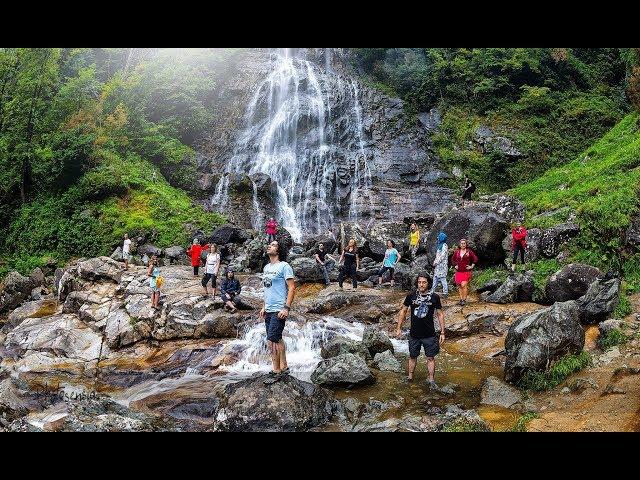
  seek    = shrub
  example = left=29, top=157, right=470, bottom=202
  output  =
left=518, top=351, right=592, bottom=391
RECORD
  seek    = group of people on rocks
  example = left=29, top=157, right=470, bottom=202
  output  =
left=120, top=212, right=529, bottom=387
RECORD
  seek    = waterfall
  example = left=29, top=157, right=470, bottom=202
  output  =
left=211, top=48, right=372, bottom=242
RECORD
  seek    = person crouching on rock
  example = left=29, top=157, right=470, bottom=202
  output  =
left=315, top=242, right=334, bottom=286
left=147, top=255, right=161, bottom=310
left=451, top=239, right=478, bottom=306
left=338, top=238, right=359, bottom=290
left=221, top=268, right=242, bottom=313
left=187, top=238, right=209, bottom=276
left=430, top=231, right=449, bottom=299
left=394, top=273, right=445, bottom=388
left=511, top=223, right=527, bottom=272
left=377, top=240, right=400, bottom=288
left=261, top=240, right=295, bottom=384
left=202, top=244, right=220, bottom=298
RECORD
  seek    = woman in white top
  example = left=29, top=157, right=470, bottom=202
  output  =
left=122, top=233, right=132, bottom=270
left=201, top=244, right=221, bottom=297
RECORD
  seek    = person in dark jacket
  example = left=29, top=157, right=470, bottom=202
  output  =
left=220, top=268, right=242, bottom=313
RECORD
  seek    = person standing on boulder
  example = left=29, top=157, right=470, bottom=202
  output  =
left=122, top=234, right=132, bottom=270
left=220, top=268, right=242, bottom=313
left=338, top=239, right=360, bottom=290
left=187, top=238, right=209, bottom=276
left=314, top=242, right=334, bottom=286
left=451, top=239, right=478, bottom=306
left=511, top=223, right=527, bottom=272
left=409, top=223, right=420, bottom=258
left=431, top=232, right=449, bottom=298
left=461, top=175, right=476, bottom=208
left=265, top=217, right=278, bottom=243
left=147, top=255, right=161, bottom=309
left=202, top=244, right=220, bottom=298
left=260, top=240, right=295, bottom=384
left=377, top=240, right=401, bottom=288
left=394, top=273, right=445, bottom=387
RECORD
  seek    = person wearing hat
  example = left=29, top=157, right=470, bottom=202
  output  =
left=431, top=231, right=449, bottom=298
left=220, top=268, right=242, bottom=313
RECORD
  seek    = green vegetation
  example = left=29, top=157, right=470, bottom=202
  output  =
left=527, top=259, right=561, bottom=303
left=597, top=329, right=628, bottom=350
left=0, top=48, right=238, bottom=277
left=442, top=417, right=491, bottom=432
left=518, top=351, right=593, bottom=391
left=510, top=411, right=539, bottom=432
left=614, top=292, right=633, bottom=318
left=472, top=266, right=508, bottom=289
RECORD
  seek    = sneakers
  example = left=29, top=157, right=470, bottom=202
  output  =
left=263, top=371, right=281, bottom=385
left=428, top=380, right=438, bottom=389
left=281, top=367, right=290, bottom=376
left=406, top=377, right=414, bottom=383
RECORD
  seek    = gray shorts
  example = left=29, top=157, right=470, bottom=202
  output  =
left=408, top=336, right=439, bottom=358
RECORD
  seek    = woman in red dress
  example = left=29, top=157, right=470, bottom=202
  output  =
left=451, top=239, right=478, bottom=306
left=187, top=238, right=209, bottom=276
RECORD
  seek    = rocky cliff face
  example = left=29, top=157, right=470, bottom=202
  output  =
left=194, top=48, right=456, bottom=239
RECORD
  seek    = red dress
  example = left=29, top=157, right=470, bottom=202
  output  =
left=452, top=248, right=479, bottom=285
left=187, top=243, right=209, bottom=267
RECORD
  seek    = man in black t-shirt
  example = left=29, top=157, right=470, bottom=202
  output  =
left=394, top=273, right=445, bottom=387
left=314, top=242, right=334, bottom=286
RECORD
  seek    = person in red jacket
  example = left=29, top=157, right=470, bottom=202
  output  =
left=187, top=238, right=209, bottom=276
left=511, top=223, right=527, bottom=272
left=451, top=239, right=478, bottom=306
left=265, top=217, right=278, bottom=243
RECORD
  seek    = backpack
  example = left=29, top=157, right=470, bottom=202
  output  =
left=155, top=275, right=165, bottom=289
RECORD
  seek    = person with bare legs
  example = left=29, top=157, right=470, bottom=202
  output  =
left=394, top=274, right=445, bottom=387
left=122, top=234, right=132, bottom=270
left=201, top=244, right=220, bottom=298
left=451, top=239, right=478, bottom=306
left=147, top=255, right=161, bottom=309
left=260, top=240, right=295, bottom=384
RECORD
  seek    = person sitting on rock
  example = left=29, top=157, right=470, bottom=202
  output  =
left=265, top=217, right=278, bottom=243
left=394, top=273, right=445, bottom=387
left=511, top=223, right=527, bottom=272
left=377, top=240, right=401, bottom=288
left=187, top=238, right=209, bottom=276
left=431, top=232, right=449, bottom=299
left=461, top=175, right=476, bottom=208
left=202, top=244, right=220, bottom=298
left=451, top=239, right=478, bottom=306
left=220, top=268, right=242, bottom=313
left=409, top=223, right=420, bottom=258
left=314, top=242, right=334, bottom=286
left=338, top=239, right=360, bottom=290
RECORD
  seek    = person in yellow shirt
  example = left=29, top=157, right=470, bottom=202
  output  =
left=409, top=223, right=420, bottom=258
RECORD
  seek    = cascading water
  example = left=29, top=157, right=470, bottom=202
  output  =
left=211, top=48, right=373, bottom=242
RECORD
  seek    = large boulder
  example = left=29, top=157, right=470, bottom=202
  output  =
left=446, top=312, right=510, bottom=337
left=540, top=222, right=580, bottom=258
left=2, top=299, right=59, bottom=333
left=504, top=301, right=585, bottom=383
left=425, top=205, right=510, bottom=267
left=481, top=376, right=523, bottom=409
left=310, top=353, right=376, bottom=387
left=29, top=268, right=45, bottom=288
left=372, top=350, right=403, bottom=372
left=501, top=228, right=543, bottom=264
left=0, top=271, right=33, bottom=313
left=303, top=233, right=338, bottom=255
left=576, top=277, right=620, bottom=324
left=491, top=194, right=525, bottom=225
left=360, top=222, right=408, bottom=260
left=545, top=263, right=602, bottom=303
left=476, top=277, right=504, bottom=294
left=209, top=225, right=249, bottom=245
left=485, top=272, right=534, bottom=304
left=77, top=257, right=124, bottom=283
left=290, top=257, right=335, bottom=283
left=215, top=373, right=334, bottom=432
left=320, top=335, right=372, bottom=361
left=362, top=325, right=394, bottom=356
left=137, top=244, right=163, bottom=257
left=164, top=246, right=186, bottom=260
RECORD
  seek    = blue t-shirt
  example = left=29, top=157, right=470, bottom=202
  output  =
left=383, top=248, right=399, bottom=267
left=263, top=261, right=295, bottom=313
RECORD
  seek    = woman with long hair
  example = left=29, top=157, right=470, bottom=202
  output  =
left=338, top=239, right=360, bottom=290
left=451, top=239, right=478, bottom=306
left=202, top=244, right=220, bottom=298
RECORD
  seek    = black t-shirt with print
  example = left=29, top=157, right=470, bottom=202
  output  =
left=403, top=291, right=442, bottom=338
left=316, top=249, right=327, bottom=263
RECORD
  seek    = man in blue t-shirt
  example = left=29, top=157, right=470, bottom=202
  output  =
left=377, top=239, right=401, bottom=287
left=261, top=240, right=296, bottom=384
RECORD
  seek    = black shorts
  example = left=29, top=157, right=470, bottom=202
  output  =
left=265, top=312, right=286, bottom=342
left=462, top=189, right=473, bottom=200
left=222, top=292, right=240, bottom=305
left=202, top=273, right=217, bottom=288
left=408, top=336, right=439, bottom=358
left=378, top=266, right=395, bottom=278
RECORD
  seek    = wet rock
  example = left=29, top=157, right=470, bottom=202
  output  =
left=486, top=272, right=534, bottom=304
left=425, top=205, right=510, bottom=267
left=353, top=305, right=383, bottom=322
left=440, top=404, right=491, bottom=431
left=446, top=312, right=510, bottom=337
left=360, top=222, right=408, bottom=261
left=362, top=325, right=394, bottom=356
left=320, top=335, right=372, bottom=361
left=545, top=263, right=602, bottom=303
left=340, top=397, right=366, bottom=421
left=215, top=373, right=333, bottom=432
left=372, top=350, right=402, bottom=372
left=481, top=376, right=523, bottom=409
left=576, top=277, right=620, bottom=325
left=504, top=301, right=585, bottom=383
left=0, top=271, right=33, bottom=313
left=290, top=257, right=336, bottom=283
left=310, top=353, right=376, bottom=387
left=540, top=222, right=580, bottom=258
left=77, top=257, right=124, bottom=283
